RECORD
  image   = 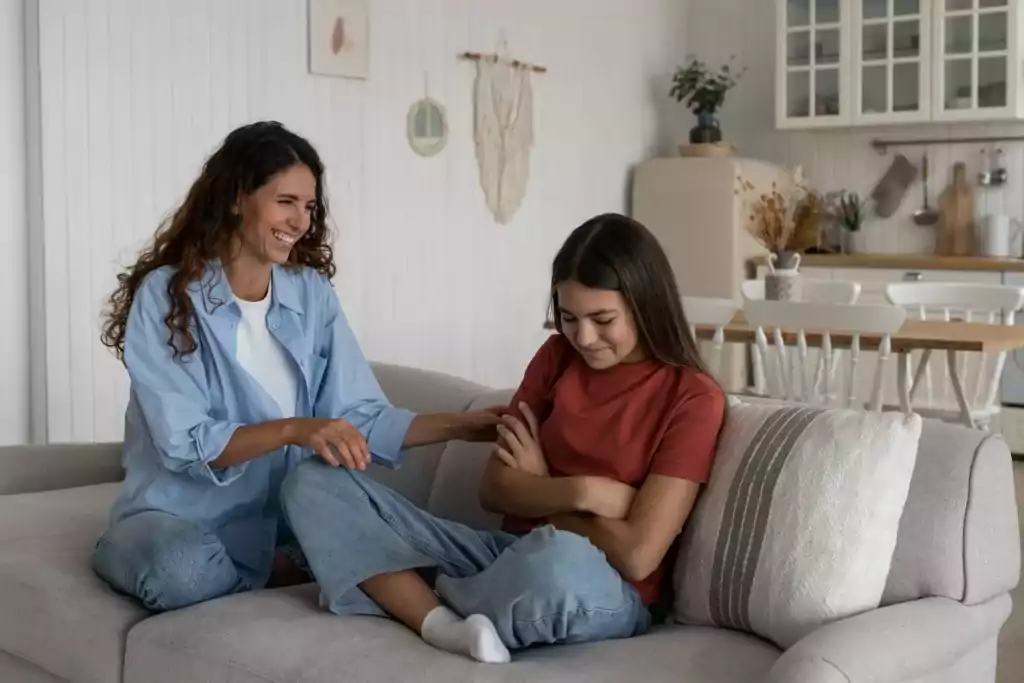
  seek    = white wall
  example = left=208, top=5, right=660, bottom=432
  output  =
left=0, top=0, right=30, bottom=446
left=22, top=0, right=689, bottom=444
left=686, top=0, right=1024, bottom=255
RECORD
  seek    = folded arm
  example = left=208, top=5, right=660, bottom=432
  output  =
left=541, top=389, right=723, bottom=582
left=478, top=455, right=588, bottom=518
left=548, top=474, right=700, bottom=582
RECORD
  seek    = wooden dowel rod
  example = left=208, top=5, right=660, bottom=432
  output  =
left=458, top=51, right=547, bottom=73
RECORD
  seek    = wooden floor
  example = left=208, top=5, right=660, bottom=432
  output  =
left=997, top=462, right=1024, bottom=683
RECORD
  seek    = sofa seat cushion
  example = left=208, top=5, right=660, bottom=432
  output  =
left=0, top=483, right=150, bottom=683
left=125, top=585, right=780, bottom=683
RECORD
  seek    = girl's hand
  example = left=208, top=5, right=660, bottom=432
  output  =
left=494, top=402, right=549, bottom=477
left=577, top=477, right=637, bottom=519
left=285, top=418, right=370, bottom=470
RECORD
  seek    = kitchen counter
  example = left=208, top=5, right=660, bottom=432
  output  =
left=748, top=253, right=1024, bottom=273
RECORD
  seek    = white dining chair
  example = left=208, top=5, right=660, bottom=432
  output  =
left=682, top=296, right=740, bottom=382
left=743, top=298, right=907, bottom=408
left=741, top=279, right=862, bottom=394
left=740, top=279, right=861, bottom=304
left=884, top=282, right=1024, bottom=429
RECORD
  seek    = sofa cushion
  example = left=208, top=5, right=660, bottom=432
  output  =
left=124, top=584, right=780, bottom=683
left=0, top=483, right=150, bottom=683
left=425, top=389, right=514, bottom=529
left=673, top=402, right=922, bottom=649
left=369, top=362, right=491, bottom=508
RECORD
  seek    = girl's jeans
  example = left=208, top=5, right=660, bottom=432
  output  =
left=280, top=459, right=651, bottom=650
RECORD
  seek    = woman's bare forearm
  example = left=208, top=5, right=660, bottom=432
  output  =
left=402, top=413, right=462, bottom=448
left=209, top=420, right=295, bottom=468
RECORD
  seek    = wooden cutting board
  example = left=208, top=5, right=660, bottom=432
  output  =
left=936, top=162, right=974, bottom=256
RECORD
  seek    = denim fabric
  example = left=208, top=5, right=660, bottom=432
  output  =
left=102, top=261, right=414, bottom=593
left=92, top=511, right=250, bottom=612
left=281, top=460, right=651, bottom=649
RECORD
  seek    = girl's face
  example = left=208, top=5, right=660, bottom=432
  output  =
left=235, top=163, right=317, bottom=266
left=555, top=280, right=645, bottom=370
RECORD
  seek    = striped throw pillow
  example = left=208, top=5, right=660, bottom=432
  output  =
left=672, top=402, right=922, bottom=649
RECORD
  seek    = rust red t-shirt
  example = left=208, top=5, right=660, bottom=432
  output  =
left=501, top=334, right=725, bottom=606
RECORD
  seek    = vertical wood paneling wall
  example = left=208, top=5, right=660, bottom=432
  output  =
left=29, top=0, right=688, bottom=443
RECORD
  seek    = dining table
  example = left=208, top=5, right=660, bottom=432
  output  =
left=692, top=311, right=1024, bottom=428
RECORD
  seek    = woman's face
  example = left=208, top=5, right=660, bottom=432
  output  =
left=555, top=280, right=645, bottom=369
left=235, top=163, right=317, bottom=266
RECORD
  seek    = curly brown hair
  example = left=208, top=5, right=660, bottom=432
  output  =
left=101, top=121, right=336, bottom=360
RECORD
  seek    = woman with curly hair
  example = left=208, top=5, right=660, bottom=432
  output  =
left=92, top=121, right=502, bottom=613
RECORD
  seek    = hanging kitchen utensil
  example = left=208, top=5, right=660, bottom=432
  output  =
left=912, top=152, right=939, bottom=226
left=978, top=148, right=993, bottom=187
left=992, top=148, right=1008, bottom=186
left=936, top=161, right=975, bottom=256
left=870, top=153, right=917, bottom=218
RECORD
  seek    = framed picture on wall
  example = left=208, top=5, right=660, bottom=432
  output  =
left=308, top=0, right=370, bottom=79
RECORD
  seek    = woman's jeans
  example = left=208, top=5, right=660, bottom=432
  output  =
left=280, top=460, right=651, bottom=650
left=91, top=511, right=251, bottom=611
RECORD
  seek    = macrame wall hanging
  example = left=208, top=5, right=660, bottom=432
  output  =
left=458, top=41, right=547, bottom=225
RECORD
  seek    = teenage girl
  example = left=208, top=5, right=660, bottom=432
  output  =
left=280, top=212, right=726, bottom=663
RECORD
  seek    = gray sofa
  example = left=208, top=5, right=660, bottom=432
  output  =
left=0, top=363, right=1019, bottom=683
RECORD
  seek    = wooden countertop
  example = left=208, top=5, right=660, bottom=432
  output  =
left=695, top=312, right=1024, bottom=353
left=543, top=315, right=1024, bottom=351
left=748, top=253, right=1024, bottom=272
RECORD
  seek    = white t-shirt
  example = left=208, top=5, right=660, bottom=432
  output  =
left=234, top=282, right=299, bottom=418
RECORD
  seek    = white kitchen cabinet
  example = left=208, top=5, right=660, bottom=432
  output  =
left=776, top=0, right=1024, bottom=128
left=933, top=0, right=1020, bottom=121
left=777, top=0, right=853, bottom=127
left=852, top=0, right=933, bottom=123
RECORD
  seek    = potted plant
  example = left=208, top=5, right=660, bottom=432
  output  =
left=670, top=56, right=746, bottom=146
left=831, top=190, right=868, bottom=253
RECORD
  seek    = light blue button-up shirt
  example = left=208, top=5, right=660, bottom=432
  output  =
left=107, top=261, right=415, bottom=588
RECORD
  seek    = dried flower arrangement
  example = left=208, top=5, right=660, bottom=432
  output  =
left=735, top=166, right=823, bottom=255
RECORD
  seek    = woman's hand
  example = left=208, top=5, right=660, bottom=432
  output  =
left=494, top=402, right=549, bottom=477
left=576, top=477, right=637, bottom=519
left=457, top=406, right=509, bottom=442
left=285, top=418, right=371, bottom=470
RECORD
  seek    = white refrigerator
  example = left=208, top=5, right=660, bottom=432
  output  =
left=631, top=156, right=794, bottom=390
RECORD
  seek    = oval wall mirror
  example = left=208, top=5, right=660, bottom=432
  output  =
left=407, top=97, right=448, bottom=157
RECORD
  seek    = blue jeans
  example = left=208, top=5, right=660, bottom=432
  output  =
left=92, top=511, right=252, bottom=611
left=280, top=460, right=651, bottom=650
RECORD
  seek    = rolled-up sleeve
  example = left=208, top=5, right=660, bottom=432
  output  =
left=313, top=280, right=415, bottom=468
left=124, top=272, right=247, bottom=486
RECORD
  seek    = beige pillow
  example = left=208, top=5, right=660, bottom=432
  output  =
left=673, top=402, right=922, bottom=648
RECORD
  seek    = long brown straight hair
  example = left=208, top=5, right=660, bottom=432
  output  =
left=550, top=212, right=716, bottom=380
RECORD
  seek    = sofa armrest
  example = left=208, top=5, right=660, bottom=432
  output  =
left=0, top=442, right=124, bottom=494
left=766, top=595, right=1012, bottom=683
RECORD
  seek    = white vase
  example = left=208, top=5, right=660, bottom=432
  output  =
left=765, top=251, right=802, bottom=301
left=844, top=230, right=869, bottom=254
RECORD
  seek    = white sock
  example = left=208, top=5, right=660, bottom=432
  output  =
left=420, top=606, right=511, bottom=664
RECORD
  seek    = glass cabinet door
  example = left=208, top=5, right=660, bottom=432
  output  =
left=854, top=0, right=930, bottom=122
left=935, top=0, right=1013, bottom=119
left=780, top=0, right=850, bottom=126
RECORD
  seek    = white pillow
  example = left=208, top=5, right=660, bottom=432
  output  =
left=673, top=402, right=922, bottom=649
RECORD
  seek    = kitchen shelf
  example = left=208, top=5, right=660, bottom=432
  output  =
left=748, top=252, right=1024, bottom=273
